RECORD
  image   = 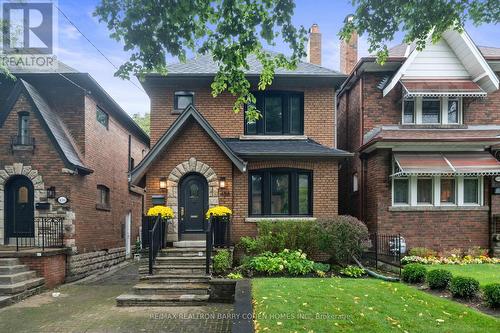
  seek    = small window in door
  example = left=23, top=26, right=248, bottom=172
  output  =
left=18, top=186, right=29, bottom=203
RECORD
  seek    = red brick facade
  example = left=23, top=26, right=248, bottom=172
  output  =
left=20, top=253, right=66, bottom=288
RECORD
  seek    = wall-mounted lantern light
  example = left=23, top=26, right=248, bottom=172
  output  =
left=46, top=186, right=56, bottom=199
left=219, top=177, right=226, bottom=189
left=159, top=177, right=167, bottom=189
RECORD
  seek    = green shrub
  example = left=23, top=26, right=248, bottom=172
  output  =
left=426, top=269, right=452, bottom=290
left=408, top=247, right=437, bottom=258
left=482, top=283, right=500, bottom=308
left=313, top=262, right=330, bottom=273
left=401, top=264, right=427, bottom=283
left=316, top=216, right=369, bottom=265
left=247, top=249, right=315, bottom=276
left=449, top=276, right=480, bottom=299
left=213, top=249, right=232, bottom=274
left=237, top=236, right=260, bottom=255
left=226, top=272, right=243, bottom=280
left=339, top=265, right=365, bottom=278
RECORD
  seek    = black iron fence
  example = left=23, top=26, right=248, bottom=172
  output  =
left=141, top=215, right=167, bottom=275
left=11, top=135, right=35, bottom=148
left=205, top=215, right=215, bottom=275
left=15, top=217, right=64, bottom=251
left=363, top=233, right=404, bottom=274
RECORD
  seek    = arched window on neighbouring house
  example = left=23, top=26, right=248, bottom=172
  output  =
left=96, top=185, right=111, bottom=210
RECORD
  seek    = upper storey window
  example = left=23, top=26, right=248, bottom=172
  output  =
left=245, top=91, right=304, bottom=136
left=174, top=91, right=194, bottom=112
left=402, top=97, right=462, bottom=125
left=96, top=106, right=109, bottom=129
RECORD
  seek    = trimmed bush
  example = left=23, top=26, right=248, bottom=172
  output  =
left=408, top=247, right=437, bottom=258
left=247, top=249, right=314, bottom=276
left=427, top=269, right=452, bottom=290
left=213, top=249, right=232, bottom=274
left=449, top=276, right=480, bottom=299
left=339, top=265, right=366, bottom=278
left=316, top=216, right=369, bottom=264
left=483, top=283, right=500, bottom=308
left=401, top=264, right=427, bottom=283
left=313, top=262, right=331, bottom=273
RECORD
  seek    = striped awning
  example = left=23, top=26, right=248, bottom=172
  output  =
left=401, top=80, right=487, bottom=98
left=392, top=152, right=500, bottom=177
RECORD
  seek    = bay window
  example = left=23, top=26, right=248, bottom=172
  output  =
left=249, top=168, right=312, bottom=216
left=402, top=97, right=462, bottom=125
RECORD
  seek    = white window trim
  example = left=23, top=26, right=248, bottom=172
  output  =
left=392, top=174, right=483, bottom=207
left=402, top=96, right=462, bottom=125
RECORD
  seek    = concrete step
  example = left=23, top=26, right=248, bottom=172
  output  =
left=140, top=274, right=210, bottom=284
left=155, top=256, right=206, bottom=265
left=0, top=284, right=45, bottom=309
left=0, top=258, right=20, bottom=266
left=133, top=283, right=209, bottom=296
left=0, top=265, right=28, bottom=275
left=116, top=293, right=209, bottom=307
left=150, top=265, right=206, bottom=275
left=173, top=241, right=206, bottom=248
left=0, top=271, right=37, bottom=284
left=159, top=248, right=206, bottom=257
left=0, top=277, right=45, bottom=295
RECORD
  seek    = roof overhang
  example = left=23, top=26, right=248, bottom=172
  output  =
left=130, top=105, right=247, bottom=185
left=401, top=79, right=487, bottom=98
left=392, top=152, right=500, bottom=177
left=360, top=139, right=500, bottom=154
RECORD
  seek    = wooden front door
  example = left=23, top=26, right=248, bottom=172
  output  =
left=5, top=176, right=35, bottom=240
left=179, top=173, right=207, bottom=234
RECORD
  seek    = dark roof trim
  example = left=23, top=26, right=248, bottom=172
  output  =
left=1, top=80, right=93, bottom=175
left=359, top=137, right=500, bottom=153
left=130, top=105, right=247, bottom=184
left=236, top=152, right=353, bottom=159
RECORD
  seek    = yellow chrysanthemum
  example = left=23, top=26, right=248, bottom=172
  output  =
left=147, top=205, right=174, bottom=219
left=205, top=205, right=232, bottom=219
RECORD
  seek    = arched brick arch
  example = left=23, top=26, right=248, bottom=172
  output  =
left=165, top=157, right=219, bottom=241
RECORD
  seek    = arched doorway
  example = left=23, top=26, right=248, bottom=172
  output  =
left=5, top=175, right=35, bottom=242
left=178, top=173, right=208, bottom=239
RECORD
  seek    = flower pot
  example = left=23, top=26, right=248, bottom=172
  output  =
left=213, top=215, right=230, bottom=247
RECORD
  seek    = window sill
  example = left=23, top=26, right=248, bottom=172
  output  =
left=245, top=216, right=316, bottom=223
left=389, top=205, right=488, bottom=212
left=399, top=124, right=466, bottom=129
left=239, top=135, right=308, bottom=140
left=171, top=109, right=184, bottom=115
left=12, top=144, right=34, bottom=151
left=95, top=204, right=111, bottom=211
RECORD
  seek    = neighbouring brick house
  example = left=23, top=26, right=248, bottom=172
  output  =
left=0, top=64, right=149, bottom=286
left=130, top=25, right=351, bottom=244
left=337, top=22, right=500, bottom=254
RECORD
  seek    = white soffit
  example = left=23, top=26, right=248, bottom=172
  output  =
left=383, top=30, right=499, bottom=96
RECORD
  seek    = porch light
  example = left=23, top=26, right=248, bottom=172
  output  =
left=46, top=186, right=56, bottom=199
left=219, top=177, right=226, bottom=189
left=159, top=177, right=167, bottom=189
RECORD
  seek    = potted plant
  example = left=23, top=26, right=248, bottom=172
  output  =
left=146, top=205, right=174, bottom=245
left=206, top=205, right=232, bottom=247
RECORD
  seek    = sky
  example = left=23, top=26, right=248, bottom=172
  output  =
left=53, top=0, right=500, bottom=116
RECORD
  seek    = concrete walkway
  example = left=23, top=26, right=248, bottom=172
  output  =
left=0, top=262, right=233, bottom=333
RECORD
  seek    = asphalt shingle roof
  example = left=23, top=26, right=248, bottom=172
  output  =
left=224, top=138, right=352, bottom=158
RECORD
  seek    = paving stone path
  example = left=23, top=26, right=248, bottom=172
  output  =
left=0, top=262, right=233, bottom=333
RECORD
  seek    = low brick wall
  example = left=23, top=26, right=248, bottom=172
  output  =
left=66, top=247, right=126, bottom=282
left=20, top=253, right=67, bottom=288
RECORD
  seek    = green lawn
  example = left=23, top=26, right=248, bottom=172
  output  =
left=431, top=264, right=499, bottom=286
left=252, top=278, right=499, bottom=333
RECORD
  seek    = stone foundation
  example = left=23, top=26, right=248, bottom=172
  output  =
left=66, top=247, right=126, bottom=282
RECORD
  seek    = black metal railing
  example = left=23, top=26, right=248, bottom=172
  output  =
left=15, top=217, right=64, bottom=251
left=205, top=214, right=215, bottom=275
left=11, top=135, right=35, bottom=148
left=363, top=233, right=403, bottom=275
left=148, top=214, right=166, bottom=275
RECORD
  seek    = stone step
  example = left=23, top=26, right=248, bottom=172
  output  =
left=116, top=293, right=210, bottom=307
left=0, top=277, right=45, bottom=295
left=159, top=248, right=206, bottom=257
left=140, top=274, right=210, bottom=284
left=0, top=258, right=20, bottom=266
left=0, top=271, right=37, bottom=284
left=173, top=241, right=206, bottom=248
left=155, top=256, right=206, bottom=265
left=151, top=265, right=206, bottom=275
left=0, top=284, right=45, bottom=309
left=133, top=283, right=209, bottom=296
left=0, top=265, right=28, bottom=275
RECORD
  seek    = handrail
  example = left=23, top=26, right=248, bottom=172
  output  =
left=148, top=214, right=163, bottom=275
left=15, top=217, right=64, bottom=251
left=205, top=214, right=214, bottom=275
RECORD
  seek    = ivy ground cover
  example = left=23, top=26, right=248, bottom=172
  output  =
left=252, top=278, right=499, bottom=333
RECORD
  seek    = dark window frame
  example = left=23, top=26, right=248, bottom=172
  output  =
left=248, top=168, right=313, bottom=216
left=96, top=185, right=111, bottom=211
left=244, top=91, right=304, bottom=135
left=96, top=106, right=109, bottom=129
left=17, top=111, right=30, bottom=144
left=174, top=91, right=195, bottom=112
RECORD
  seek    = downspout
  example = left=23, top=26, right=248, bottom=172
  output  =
left=359, top=76, right=365, bottom=220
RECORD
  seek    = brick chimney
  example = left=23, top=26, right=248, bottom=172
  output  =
left=340, top=14, right=358, bottom=74
left=307, top=23, right=321, bottom=66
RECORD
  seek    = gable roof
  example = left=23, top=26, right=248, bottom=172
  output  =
left=0, top=79, right=92, bottom=174
left=130, top=105, right=247, bottom=184
left=389, top=43, right=500, bottom=61
left=383, top=30, right=499, bottom=96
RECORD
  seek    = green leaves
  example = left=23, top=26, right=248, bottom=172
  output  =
left=95, top=0, right=306, bottom=122
left=340, top=0, right=499, bottom=63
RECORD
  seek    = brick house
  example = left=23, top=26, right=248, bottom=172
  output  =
left=0, top=65, right=149, bottom=287
left=130, top=25, right=351, bottom=244
left=337, top=23, right=500, bottom=254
